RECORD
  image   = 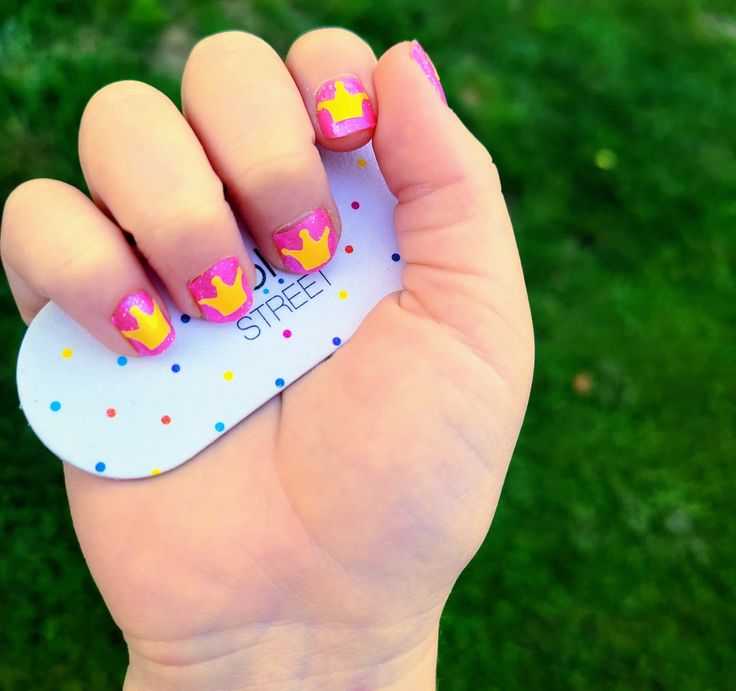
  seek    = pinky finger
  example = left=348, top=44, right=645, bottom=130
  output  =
left=1, top=179, right=175, bottom=357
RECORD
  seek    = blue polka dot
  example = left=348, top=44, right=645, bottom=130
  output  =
left=332, top=337, right=342, bottom=346
left=117, top=356, right=128, bottom=366
left=180, top=314, right=191, bottom=323
left=275, top=378, right=285, bottom=388
left=50, top=401, right=61, bottom=412
left=95, top=462, right=106, bottom=473
left=278, top=278, right=285, bottom=284
left=214, top=422, right=225, bottom=432
left=263, top=288, right=270, bottom=295
left=171, top=364, right=181, bottom=373
left=391, top=252, right=401, bottom=262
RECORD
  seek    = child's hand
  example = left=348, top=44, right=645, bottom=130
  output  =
left=1, top=29, right=533, bottom=690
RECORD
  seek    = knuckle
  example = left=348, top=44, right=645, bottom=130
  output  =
left=2, top=179, right=65, bottom=258
left=464, top=142, right=503, bottom=201
left=290, top=26, right=371, bottom=54
left=136, top=189, right=230, bottom=250
left=80, top=80, right=163, bottom=138
left=187, top=30, right=273, bottom=70
left=232, top=144, right=320, bottom=194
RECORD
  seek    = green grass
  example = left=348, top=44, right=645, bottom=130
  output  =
left=1, top=1, right=734, bottom=689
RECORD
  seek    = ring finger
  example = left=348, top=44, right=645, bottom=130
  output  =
left=79, top=80, right=256, bottom=324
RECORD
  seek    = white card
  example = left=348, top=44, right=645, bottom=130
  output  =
left=16, top=145, right=403, bottom=479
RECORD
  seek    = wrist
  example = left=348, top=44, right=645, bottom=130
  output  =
left=122, top=617, right=439, bottom=691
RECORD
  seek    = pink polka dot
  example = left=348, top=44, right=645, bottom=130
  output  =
left=351, top=201, right=360, bottom=209
left=345, top=245, right=354, bottom=254
left=106, top=408, right=116, bottom=418
left=161, top=415, right=171, bottom=425
left=283, top=329, right=292, bottom=338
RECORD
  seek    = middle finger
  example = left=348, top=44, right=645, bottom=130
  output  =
left=182, top=31, right=340, bottom=275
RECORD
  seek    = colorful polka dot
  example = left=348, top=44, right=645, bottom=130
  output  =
left=275, top=377, right=285, bottom=387
left=357, top=158, right=367, bottom=168
left=345, top=245, right=354, bottom=254
left=117, top=356, right=128, bottom=366
left=283, top=329, right=292, bottom=338
left=351, top=201, right=360, bottom=209
left=332, top=337, right=342, bottom=346
left=224, top=371, right=234, bottom=381
left=95, top=461, right=106, bottom=473
left=171, top=364, right=180, bottom=373
left=338, top=290, right=348, bottom=299
left=215, top=421, right=225, bottom=432
left=106, top=408, right=116, bottom=418
left=278, top=278, right=285, bottom=284
left=61, top=348, right=73, bottom=359
left=263, top=288, right=270, bottom=295
left=180, top=314, right=191, bottom=323
left=161, top=415, right=171, bottom=425
left=151, top=468, right=161, bottom=476
left=50, top=401, right=61, bottom=412
left=391, top=253, right=401, bottom=262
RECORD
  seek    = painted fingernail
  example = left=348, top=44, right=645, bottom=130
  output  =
left=274, top=208, right=338, bottom=274
left=187, top=256, right=253, bottom=323
left=315, top=76, right=376, bottom=139
left=111, top=291, right=175, bottom=356
left=410, top=40, right=447, bottom=105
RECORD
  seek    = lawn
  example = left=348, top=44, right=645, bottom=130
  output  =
left=1, top=0, right=734, bottom=689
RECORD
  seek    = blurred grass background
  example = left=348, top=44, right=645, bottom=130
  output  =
left=1, top=0, right=734, bottom=688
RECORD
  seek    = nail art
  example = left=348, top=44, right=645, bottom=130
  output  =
left=187, top=256, right=253, bottom=323
left=315, top=76, right=376, bottom=139
left=274, top=208, right=338, bottom=273
left=410, top=40, right=447, bottom=104
left=111, top=291, right=175, bottom=356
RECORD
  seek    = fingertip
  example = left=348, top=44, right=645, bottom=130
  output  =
left=286, top=27, right=378, bottom=152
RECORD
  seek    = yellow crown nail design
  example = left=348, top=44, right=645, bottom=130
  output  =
left=317, top=81, right=369, bottom=123
left=199, top=266, right=248, bottom=316
left=280, top=227, right=332, bottom=271
left=120, top=302, right=171, bottom=350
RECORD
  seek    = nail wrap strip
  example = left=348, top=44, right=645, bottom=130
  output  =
left=410, top=40, right=447, bottom=104
left=187, top=256, right=253, bottom=323
left=315, top=76, right=376, bottom=139
left=111, top=291, right=175, bottom=356
left=274, top=208, right=338, bottom=273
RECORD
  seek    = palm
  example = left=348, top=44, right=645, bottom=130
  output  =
left=66, top=258, right=532, bottom=660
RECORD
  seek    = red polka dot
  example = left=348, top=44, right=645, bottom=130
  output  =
left=161, top=415, right=171, bottom=425
left=351, top=201, right=360, bottom=209
left=283, top=329, right=292, bottom=338
left=344, top=245, right=354, bottom=254
left=106, top=408, right=116, bottom=418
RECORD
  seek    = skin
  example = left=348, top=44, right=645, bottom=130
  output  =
left=0, top=28, right=533, bottom=690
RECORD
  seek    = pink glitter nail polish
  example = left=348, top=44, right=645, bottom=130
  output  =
left=111, top=291, right=175, bottom=356
left=315, top=76, right=376, bottom=139
left=410, top=40, right=447, bottom=104
left=187, top=256, right=253, bottom=323
left=273, top=208, right=338, bottom=273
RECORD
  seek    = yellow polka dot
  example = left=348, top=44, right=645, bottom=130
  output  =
left=224, top=371, right=234, bottom=381
left=61, top=348, right=73, bottom=359
left=357, top=158, right=367, bottom=169
left=150, top=468, right=161, bottom=476
left=338, top=290, right=348, bottom=299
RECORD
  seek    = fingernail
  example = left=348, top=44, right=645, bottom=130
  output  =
left=315, top=76, right=376, bottom=139
left=274, top=208, right=338, bottom=274
left=410, top=40, right=447, bottom=105
left=187, top=256, right=253, bottom=323
left=111, top=291, right=175, bottom=356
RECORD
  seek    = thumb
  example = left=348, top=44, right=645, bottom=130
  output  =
left=372, top=41, right=533, bottom=375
